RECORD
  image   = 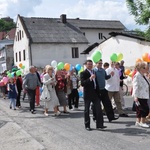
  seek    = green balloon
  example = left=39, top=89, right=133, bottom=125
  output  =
left=92, top=51, right=102, bottom=63
left=57, top=62, right=64, bottom=70
left=21, top=65, right=25, bottom=69
left=12, top=68, right=18, bottom=72
left=7, top=73, right=12, bottom=78
left=16, top=70, right=22, bottom=76
left=110, top=53, right=117, bottom=62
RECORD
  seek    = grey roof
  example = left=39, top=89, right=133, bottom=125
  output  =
left=20, top=16, right=88, bottom=44
left=67, top=19, right=126, bottom=29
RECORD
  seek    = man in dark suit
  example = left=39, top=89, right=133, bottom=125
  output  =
left=80, top=60, right=106, bottom=131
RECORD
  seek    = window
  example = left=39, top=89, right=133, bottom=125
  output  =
left=72, top=47, right=79, bottom=58
left=19, top=30, right=21, bottom=40
left=23, top=50, right=25, bottom=60
left=98, top=33, right=103, bottom=39
left=22, top=31, right=24, bottom=38
left=83, top=32, right=85, bottom=36
left=15, top=52, right=18, bottom=62
left=19, top=51, right=21, bottom=61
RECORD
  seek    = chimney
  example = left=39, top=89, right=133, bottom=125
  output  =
left=60, top=14, right=67, bottom=23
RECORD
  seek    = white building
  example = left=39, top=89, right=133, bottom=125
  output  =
left=13, top=14, right=125, bottom=72
left=82, top=32, right=150, bottom=68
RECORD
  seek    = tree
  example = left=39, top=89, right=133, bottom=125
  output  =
left=0, top=18, right=16, bottom=32
left=126, top=0, right=150, bottom=40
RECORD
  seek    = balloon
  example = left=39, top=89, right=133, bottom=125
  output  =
left=136, top=58, right=142, bottom=63
left=78, top=66, right=84, bottom=74
left=16, top=70, right=22, bottom=76
left=148, top=53, right=150, bottom=60
left=2, top=77, right=8, bottom=84
left=78, top=91, right=83, bottom=98
left=7, top=73, right=12, bottom=78
left=19, top=63, right=23, bottom=68
left=110, top=53, right=117, bottom=62
left=64, top=63, right=70, bottom=71
left=12, top=68, right=18, bottom=72
left=142, top=53, right=150, bottom=62
left=0, top=81, right=4, bottom=86
left=11, top=72, right=15, bottom=78
left=51, top=60, right=57, bottom=68
left=129, top=71, right=133, bottom=77
left=117, top=53, right=123, bottom=61
left=92, top=51, right=102, bottom=63
left=6, top=71, right=10, bottom=75
left=57, top=62, right=64, bottom=70
left=75, top=64, right=81, bottom=71
left=124, top=69, right=131, bottom=75
left=21, top=65, right=25, bottom=69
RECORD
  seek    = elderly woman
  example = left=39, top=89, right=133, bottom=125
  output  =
left=55, top=69, right=69, bottom=113
left=42, top=65, right=60, bottom=116
left=132, top=62, right=149, bottom=128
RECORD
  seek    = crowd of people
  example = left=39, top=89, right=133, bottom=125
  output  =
left=1, top=59, right=150, bottom=131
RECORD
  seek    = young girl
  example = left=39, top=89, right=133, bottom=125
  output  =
left=7, top=78, right=18, bottom=110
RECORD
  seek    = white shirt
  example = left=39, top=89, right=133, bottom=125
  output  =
left=105, top=67, right=120, bottom=91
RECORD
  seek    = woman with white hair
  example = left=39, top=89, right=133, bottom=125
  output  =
left=42, top=65, right=60, bottom=116
left=132, top=62, right=149, bottom=128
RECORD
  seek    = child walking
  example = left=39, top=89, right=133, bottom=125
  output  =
left=7, top=78, right=18, bottom=110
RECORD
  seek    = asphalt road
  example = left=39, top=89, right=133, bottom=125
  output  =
left=0, top=95, right=150, bottom=150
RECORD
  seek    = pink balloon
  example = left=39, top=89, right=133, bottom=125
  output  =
left=0, top=81, right=4, bottom=86
left=3, top=77, right=8, bottom=84
left=148, top=53, right=150, bottom=60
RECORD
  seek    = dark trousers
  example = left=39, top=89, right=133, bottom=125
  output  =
left=99, top=89, right=115, bottom=120
left=136, top=98, right=149, bottom=118
left=84, top=90, right=104, bottom=128
left=16, top=90, right=21, bottom=107
left=27, top=89, right=36, bottom=111
left=68, top=89, right=79, bottom=109
left=93, top=89, right=115, bottom=121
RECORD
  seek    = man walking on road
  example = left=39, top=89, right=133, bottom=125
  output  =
left=94, top=59, right=119, bottom=122
left=23, top=66, right=41, bottom=114
left=80, top=60, right=106, bottom=131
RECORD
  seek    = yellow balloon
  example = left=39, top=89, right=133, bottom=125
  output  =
left=117, top=53, right=123, bottom=61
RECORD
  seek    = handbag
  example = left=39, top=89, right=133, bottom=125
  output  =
left=40, top=84, right=51, bottom=102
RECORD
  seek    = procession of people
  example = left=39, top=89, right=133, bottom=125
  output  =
left=1, top=59, right=150, bottom=131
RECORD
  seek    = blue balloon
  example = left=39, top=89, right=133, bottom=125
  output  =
left=78, top=91, right=83, bottom=97
left=75, top=64, right=81, bottom=71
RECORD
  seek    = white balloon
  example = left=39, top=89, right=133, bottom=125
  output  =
left=51, top=60, right=57, bottom=68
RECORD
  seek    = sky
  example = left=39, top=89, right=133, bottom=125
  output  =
left=0, top=0, right=148, bottom=31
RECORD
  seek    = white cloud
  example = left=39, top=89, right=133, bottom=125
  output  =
left=0, top=0, right=147, bottom=30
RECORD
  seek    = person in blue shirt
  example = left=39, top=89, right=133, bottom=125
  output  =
left=93, top=59, right=119, bottom=122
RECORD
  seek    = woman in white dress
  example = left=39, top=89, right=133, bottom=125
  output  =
left=42, top=65, right=60, bottom=116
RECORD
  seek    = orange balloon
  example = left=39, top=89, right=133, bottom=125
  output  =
left=142, top=53, right=150, bottom=62
left=136, top=58, right=142, bottom=63
left=64, top=63, right=70, bottom=71
left=124, top=69, right=131, bottom=75
left=19, top=63, right=23, bottom=68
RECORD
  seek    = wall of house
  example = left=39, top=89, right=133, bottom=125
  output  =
left=31, top=43, right=87, bottom=69
left=13, top=18, right=30, bottom=73
left=80, top=29, right=123, bottom=45
left=87, top=35, right=150, bottom=68
left=5, top=44, right=14, bottom=71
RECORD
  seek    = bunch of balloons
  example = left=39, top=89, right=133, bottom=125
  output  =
left=110, top=53, right=123, bottom=62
